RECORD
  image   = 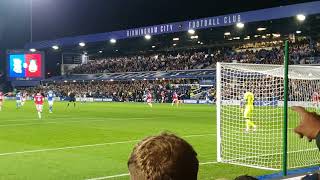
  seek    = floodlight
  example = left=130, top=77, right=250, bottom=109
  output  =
left=79, top=42, right=86, bottom=47
left=188, top=29, right=195, bottom=35
left=296, top=14, right=306, bottom=21
left=236, top=22, right=244, bottom=29
left=145, top=34, right=151, bottom=40
left=257, top=27, right=267, bottom=31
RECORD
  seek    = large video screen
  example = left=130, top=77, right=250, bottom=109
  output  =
left=7, top=52, right=44, bottom=80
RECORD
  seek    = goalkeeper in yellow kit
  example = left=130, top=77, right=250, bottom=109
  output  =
left=242, top=91, right=257, bottom=132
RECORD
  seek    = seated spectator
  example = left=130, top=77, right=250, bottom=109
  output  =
left=302, top=173, right=320, bottom=180
left=128, top=133, right=199, bottom=180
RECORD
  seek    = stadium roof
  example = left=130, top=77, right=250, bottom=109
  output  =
left=25, top=1, right=320, bottom=50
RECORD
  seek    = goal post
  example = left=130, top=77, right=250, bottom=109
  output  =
left=216, top=61, right=320, bottom=171
left=216, top=62, right=222, bottom=162
left=283, top=40, right=289, bottom=175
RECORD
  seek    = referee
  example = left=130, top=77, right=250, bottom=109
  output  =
left=67, top=91, right=76, bottom=108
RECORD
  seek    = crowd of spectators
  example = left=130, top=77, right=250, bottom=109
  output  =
left=225, top=39, right=319, bottom=64
left=225, top=47, right=283, bottom=64
left=26, top=79, right=202, bottom=102
left=71, top=51, right=214, bottom=74
left=70, top=39, right=320, bottom=74
left=236, top=40, right=283, bottom=50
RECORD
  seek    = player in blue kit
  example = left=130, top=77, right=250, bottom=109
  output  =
left=47, top=90, right=55, bottom=113
left=16, top=92, right=22, bottom=109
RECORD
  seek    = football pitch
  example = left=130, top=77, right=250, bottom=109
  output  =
left=0, top=101, right=275, bottom=180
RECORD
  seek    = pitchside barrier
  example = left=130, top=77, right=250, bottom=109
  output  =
left=4, top=97, right=113, bottom=102
left=5, top=96, right=216, bottom=104
left=221, top=100, right=316, bottom=107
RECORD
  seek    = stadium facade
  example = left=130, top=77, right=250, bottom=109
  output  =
left=25, top=1, right=320, bottom=49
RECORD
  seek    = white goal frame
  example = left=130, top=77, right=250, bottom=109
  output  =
left=216, top=62, right=320, bottom=170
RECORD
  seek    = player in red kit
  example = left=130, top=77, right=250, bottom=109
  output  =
left=0, top=91, right=4, bottom=111
left=312, top=91, right=320, bottom=108
left=21, top=92, right=27, bottom=106
left=161, top=91, right=166, bottom=103
left=146, top=91, right=153, bottom=108
left=34, top=93, right=44, bottom=119
left=172, top=91, right=179, bottom=107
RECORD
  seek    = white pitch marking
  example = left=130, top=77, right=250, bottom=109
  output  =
left=0, top=116, right=87, bottom=123
left=0, top=134, right=215, bottom=156
left=199, top=161, right=218, bottom=165
left=0, top=117, right=148, bottom=127
left=0, top=139, right=140, bottom=156
left=86, top=146, right=320, bottom=180
left=0, top=119, right=106, bottom=127
left=85, top=161, right=218, bottom=180
left=86, top=173, right=130, bottom=180
left=183, top=133, right=215, bottom=138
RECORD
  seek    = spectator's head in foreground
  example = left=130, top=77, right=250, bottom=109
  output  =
left=234, top=175, right=258, bottom=180
left=128, top=133, right=199, bottom=180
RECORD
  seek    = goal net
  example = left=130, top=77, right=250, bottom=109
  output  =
left=216, top=62, right=320, bottom=170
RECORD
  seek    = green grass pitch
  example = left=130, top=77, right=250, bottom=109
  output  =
left=220, top=105, right=320, bottom=170
left=0, top=101, right=277, bottom=180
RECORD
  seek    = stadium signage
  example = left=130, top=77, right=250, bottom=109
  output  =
left=126, top=14, right=240, bottom=38
left=126, top=24, right=174, bottom=37
left=7, top=51, right=45, bottom=81
left=188, top=14, right=241, bottom=29
left=43, top=69, right=215, bottom=82
left=25, top=1, right=320, bottom=49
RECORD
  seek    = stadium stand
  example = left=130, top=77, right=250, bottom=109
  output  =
left=14, top=38, right=319, bottom=104
left=67, top=39, right=319, bottom=75
left=3, top=1, right=320, bottom=179
left=71, top=51, right=215, bottom=74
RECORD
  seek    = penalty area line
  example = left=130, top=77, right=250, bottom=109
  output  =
left=86, top=173, right=130, bottom=180
left=0, top=117, right=148, bottom=127
left=0, top=133, right=215, bottom=156
left=0, top=139, right=140, bottom=157
left=85, top=161, right=218, bottom=180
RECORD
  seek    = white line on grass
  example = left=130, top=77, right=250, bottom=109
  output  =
left=0, top=117, right=87, bottom=123
left=86, top=173, right=130, bottom=180
left=85, top=161, right=218, bottom=180
left=85, top=145, right=320, bottom=180
left=182, top=133, right=215, bottom=138
left=199, top=161, right=219, bottom=165
left=0, top=116, right=80, bottom=123
left=0, top=140, right=139, bottom=156
left=0, top=133, right=215, bottom=157
left=0, top=117, right=148, bottom=127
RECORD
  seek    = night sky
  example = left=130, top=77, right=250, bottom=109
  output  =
left=0, top=0, right=315, bottom=50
